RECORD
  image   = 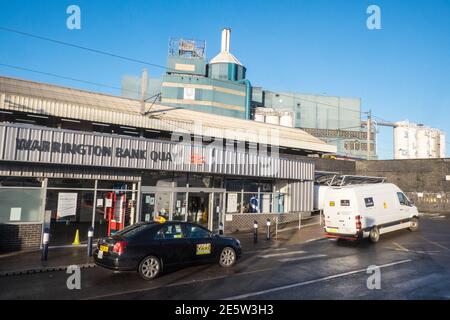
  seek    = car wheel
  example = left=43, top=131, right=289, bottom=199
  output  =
left=369, top=226, right=380, bottom=243
left=409, top=217, right=419, bottom=232
left=138, top=255, right=161, bottom=280
left=219, top=247, right=236, bottom=268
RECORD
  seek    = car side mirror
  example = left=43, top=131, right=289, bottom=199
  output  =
left=409, top=200, right=415, bottom=206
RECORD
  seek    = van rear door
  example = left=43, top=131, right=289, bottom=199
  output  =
left=324, top=190, right=357, bottom=235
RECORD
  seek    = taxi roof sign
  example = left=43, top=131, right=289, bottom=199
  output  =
left=153, top=216, right=167, bottom=223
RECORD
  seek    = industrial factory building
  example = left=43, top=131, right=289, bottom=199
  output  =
left=122, top=28, right=376, bottom=159
left=0, top=75, right=335, bottom=252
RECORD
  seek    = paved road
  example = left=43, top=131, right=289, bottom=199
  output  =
left=1, top=215, right=450, bottom=300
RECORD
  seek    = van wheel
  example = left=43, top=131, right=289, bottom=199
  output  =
left=369, top=227, right=380, bottom=243
left=138, top=255, right=161, bottom=280
left=409, top=217, right=419, bottom=232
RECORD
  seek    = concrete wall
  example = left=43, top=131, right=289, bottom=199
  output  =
left=310, top=157, right=450, bottom=213
left=313, top=158, right=356, bottom=174
left=356, top=159, right=450, bottom=213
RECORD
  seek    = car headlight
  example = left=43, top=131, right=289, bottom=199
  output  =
left=235, top=239, right=241, bottom=246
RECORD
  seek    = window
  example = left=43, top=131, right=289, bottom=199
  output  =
left=364, top=197, right=375, bottom=208
left=0, top=188, right=42, bottom=223
left=397, top=192, right=409, bottom=206
left=155, top=224, right=185, bottom=240
left=340, top=199, right=350, bottom=206
left=186, top=224, right=210, bottom=239
left=114, top=223, right=149, bottom=238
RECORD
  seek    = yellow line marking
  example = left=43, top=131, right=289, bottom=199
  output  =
left=393, top=242, right=409, bottom=252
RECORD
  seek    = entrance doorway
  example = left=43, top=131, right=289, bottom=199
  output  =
left=139, top=187, right=225, bottom=232
left=187, top=192, right=209, bottom=228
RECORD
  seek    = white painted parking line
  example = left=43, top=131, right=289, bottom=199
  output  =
left=244, top=247, right=287, bottom=254
left=278, top=254, right=327, bottom=262
left=420, top=236, right=450, bottom=251
left=222, top=259, right=413, bottom=300
left=259, top=250, right=306, bottom=258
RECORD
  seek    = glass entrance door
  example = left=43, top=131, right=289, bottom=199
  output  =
left=211, top=192, right=223, bottom=232
left=187, top=192, right=210, bottom=228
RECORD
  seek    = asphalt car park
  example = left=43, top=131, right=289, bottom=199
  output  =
left=1, top=214, right=450, bottom=300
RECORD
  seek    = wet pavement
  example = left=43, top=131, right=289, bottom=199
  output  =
left=1, top=214, right=449, bottom=300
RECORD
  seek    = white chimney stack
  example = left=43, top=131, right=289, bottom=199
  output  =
left=221, top=28, right=231, bottom=53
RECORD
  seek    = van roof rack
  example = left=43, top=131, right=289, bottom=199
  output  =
left=315, top=171, right=386, bottom=187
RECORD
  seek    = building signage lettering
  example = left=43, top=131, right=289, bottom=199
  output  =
left=15, top=138, right=172, bottom=161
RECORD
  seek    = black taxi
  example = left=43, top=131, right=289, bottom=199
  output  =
left=94, top=221, right=242, bottom=280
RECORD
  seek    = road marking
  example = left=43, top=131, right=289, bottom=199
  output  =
left=386, top=247, right=442, bottom=255
left=82, top=267, right=277, bottom=300
left=393, top=242, right=409, bottom=252
left=278, top=254, right=327, bottom=262
left=420, top=236, right=450, bottom=251
left=244, top=247, right=287, bottom=254
left=259, top=250, right=306, bottom=258
left=305, top=238, right=326, bottom=243
left=222, top=259, right=413, bottom=300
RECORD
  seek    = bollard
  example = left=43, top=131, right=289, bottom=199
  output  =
left=219, top=222, right=224, bottom=235
left=87, top=226, right=94, bottom=257
left=253, top=220, right=258, bottom=243
left=266, top=219, right=271, bottom=240
left=41, top=227, right=50, bottom=261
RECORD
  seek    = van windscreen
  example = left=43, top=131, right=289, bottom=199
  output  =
left=340, top=200, right=350, bottom=206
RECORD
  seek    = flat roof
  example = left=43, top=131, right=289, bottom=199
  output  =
left=0, top=76, right=337, bottom=154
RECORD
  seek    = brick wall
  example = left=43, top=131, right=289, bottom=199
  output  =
left=0, top=223, right=42, bottom=253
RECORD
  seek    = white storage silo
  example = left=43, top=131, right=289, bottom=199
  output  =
left=407, top=124, right=417, bottom=158
left=430, top=129, right=440, bottom=158
left=394, top=121, right=410, bottom=159
left=416, top=126, right=431, bottom=159
left=279, top=111, right=294, bottom=127
left=440, top=133, right=446, bottom=158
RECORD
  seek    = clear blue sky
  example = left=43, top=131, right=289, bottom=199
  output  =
left=0, top=0, right=449, bottom=159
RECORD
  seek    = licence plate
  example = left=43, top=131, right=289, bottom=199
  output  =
left=97, top=250, right=103, bottom=259
left=100, top=245, right=109, bottom=252
left=327, top=228, right=338, bottom=233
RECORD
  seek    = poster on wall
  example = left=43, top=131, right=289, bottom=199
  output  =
left=227, top=193, right=238, bottom=213
left=57, top=193, right=78, bottom=219
left=9, top=208, right=22, bottom=221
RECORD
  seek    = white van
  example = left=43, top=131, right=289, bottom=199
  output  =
left=323, top=183, right=420, bottom=243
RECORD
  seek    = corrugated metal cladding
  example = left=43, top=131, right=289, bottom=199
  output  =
left=289, top=181, right=314, bottom=212
left=0, top=77, right=337, bottom=153
left=0, top=123, right=315, bottom=181
left=0, top=163, right=141, bottom=181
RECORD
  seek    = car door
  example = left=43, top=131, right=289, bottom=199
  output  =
left=156, top=223, right=193, bottom=266
left=185, top=223, right=216, bottom=263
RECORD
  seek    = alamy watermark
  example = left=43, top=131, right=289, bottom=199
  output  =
left=366, top=265, right=381, bottom=290
left=366, top=5, right=382, bottom=30
left=66, top=265, right=81, bottom=290
left=66, top=5, right=81, bottom=30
